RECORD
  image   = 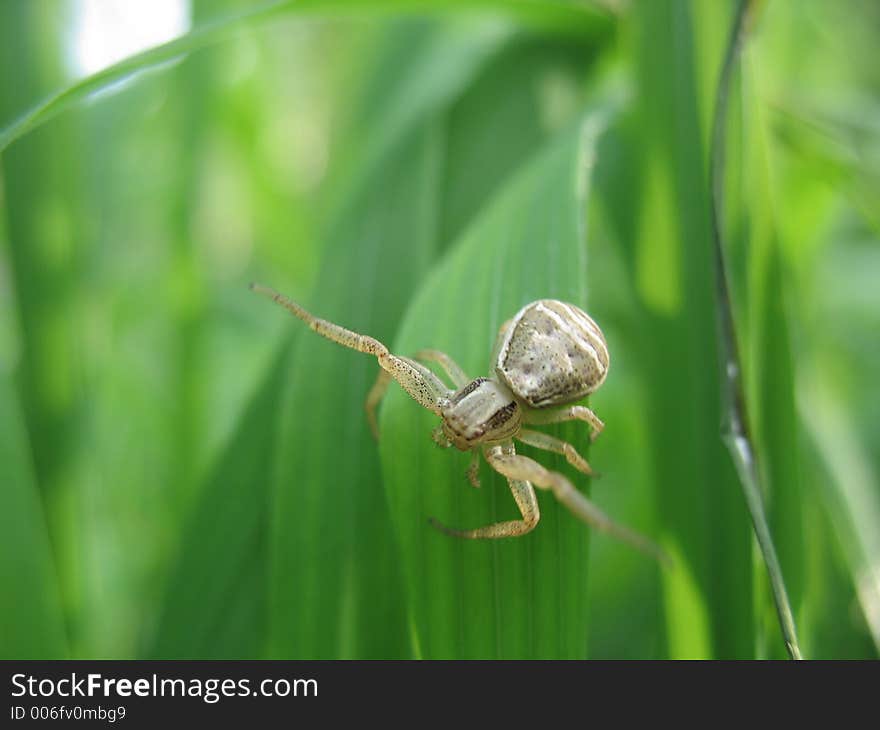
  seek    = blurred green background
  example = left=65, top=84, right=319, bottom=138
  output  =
left=1, top=0, right=878, bottom=659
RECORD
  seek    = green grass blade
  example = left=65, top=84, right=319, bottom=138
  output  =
left=0, top=377, right=68, bottom=658
left=708, top=0, right=802, bottom=660
left=0, top=0, right=611, bottom=154
left=147, top=343, right=290, bottom=658
left=0, top=0, right=289, bottom=153
left=797, top=370, right=880, bottom=652
left=379, top=112, right=617, bottom=659
left=437, top=34, right=601, bottom=249
left=1, top=3, right=95, bottom=655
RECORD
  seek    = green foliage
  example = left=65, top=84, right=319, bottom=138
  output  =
left=0, top=378, right=67, bottom=658
left=1, top=0, right=877, bottom=659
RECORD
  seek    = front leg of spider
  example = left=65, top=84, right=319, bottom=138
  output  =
left=365, top=348, right=470, bottom=440
left=250, top=283, right=453, bottom=416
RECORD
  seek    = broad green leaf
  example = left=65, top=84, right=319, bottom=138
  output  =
left=796, top=369, right=880, bottom=654
left=320, top=19, right=510, bottom=213
left=380, top=113, right=618, bottom=659
left=0, top=377, right=68, bottom=658
left=0, top=1, right=86, bottom=492
left=147, top=343, right=289, bottom=658
left=437, top=34, right=598, bottom=249
left=0, top=1, right=92, bottom=654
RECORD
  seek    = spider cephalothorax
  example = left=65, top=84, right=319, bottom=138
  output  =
left=439, top=378, right=521, bottom=451
left=252, top=284, right=667, bottom=564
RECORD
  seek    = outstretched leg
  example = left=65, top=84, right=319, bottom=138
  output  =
left=429, top=443, right=539, bottom=538
left=523, top=404, right=605, bottom=442
left=365, top=348, right=469, bottom=438
left=483, top=447, right=669, bottom=565
left=516, top=428, right=595, bottom=476
left=252, top=283, right=452, bottom=414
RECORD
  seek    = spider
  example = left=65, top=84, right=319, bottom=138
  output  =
left=251, top=283, right=668, bottom=564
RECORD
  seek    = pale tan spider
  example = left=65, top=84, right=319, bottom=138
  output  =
left=252, top=283, right=667, bottom=564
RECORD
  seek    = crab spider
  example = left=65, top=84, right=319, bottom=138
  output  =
left=251, top=283, right=668, bottom=565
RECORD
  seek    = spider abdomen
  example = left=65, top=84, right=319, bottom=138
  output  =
left=496, top=299, right=609, bottom=408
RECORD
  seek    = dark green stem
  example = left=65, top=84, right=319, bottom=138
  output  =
left=709, top=0, right=803, bottom=660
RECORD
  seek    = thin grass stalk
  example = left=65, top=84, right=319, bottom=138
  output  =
left=708, top=0, right=802, bottom=660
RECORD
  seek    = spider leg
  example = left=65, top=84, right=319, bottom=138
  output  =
left=516, top=428, right=596, bottom=476
left=522, top=404, right=605, bottom=442
left=483, top=446, right=670, bottom=566
left=252, top=284, right=451, bottom=414
left=413, top=349, right=469, bottom=388
left=466, top=449, right=481, bottom=488
left=365, top=369, right=393, bottom=439
left=431, top=424, right=452, bottom=448
left=365, top=349, right=470, bottom=439
left=429, top=443, right=539, bottom=538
